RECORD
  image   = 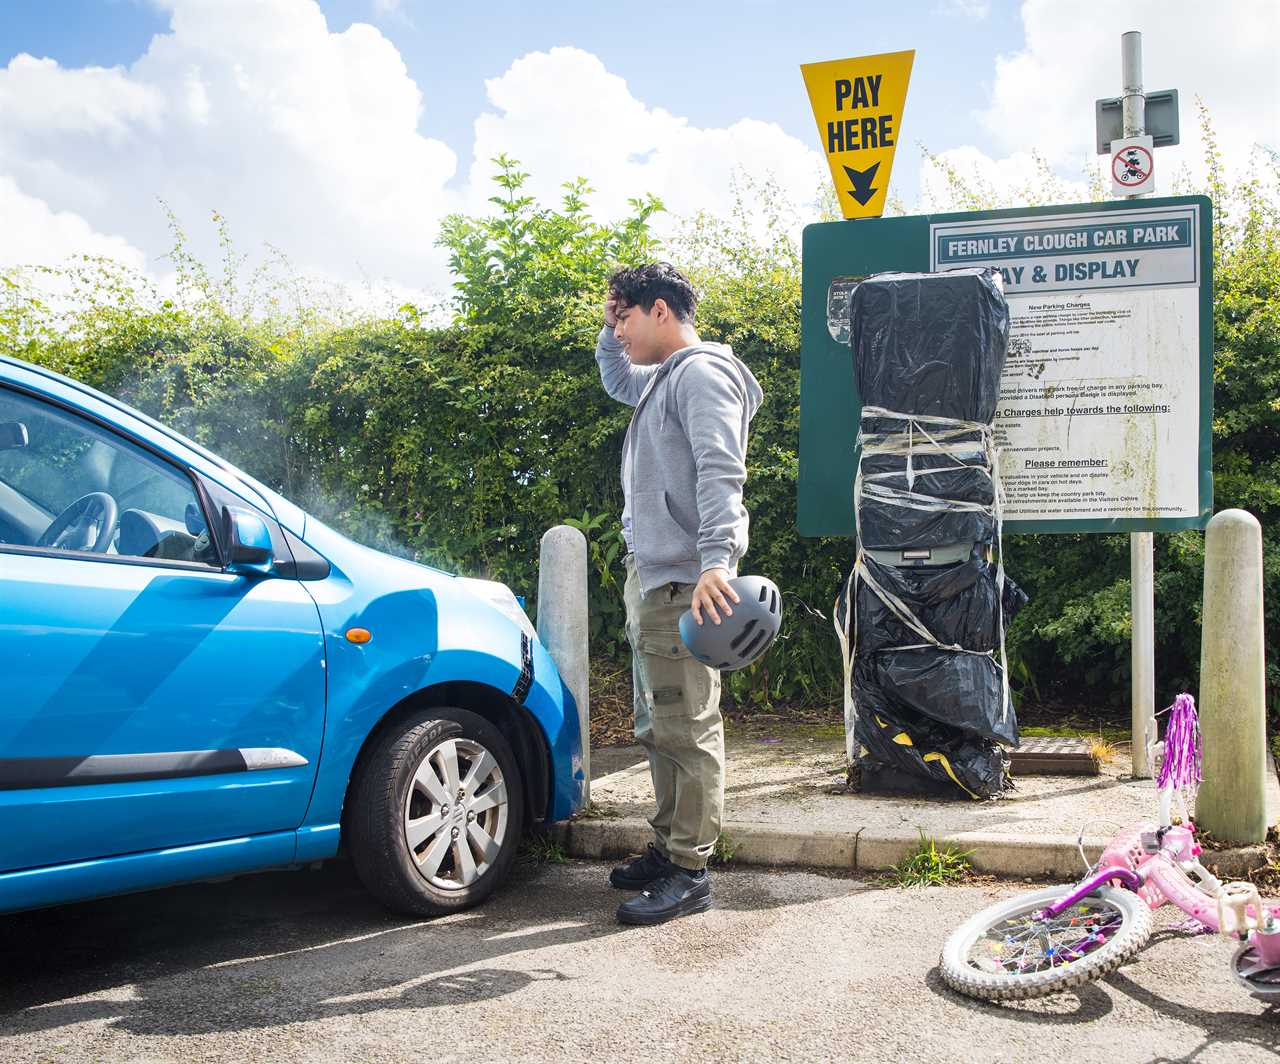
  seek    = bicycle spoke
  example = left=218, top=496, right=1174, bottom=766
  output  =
left=971, top=896, right=1122, bottom=975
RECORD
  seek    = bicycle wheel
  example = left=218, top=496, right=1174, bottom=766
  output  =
left=1232, top=942, right=1280, bottom=1003
left=940, top=885, right=1153, bottom=1001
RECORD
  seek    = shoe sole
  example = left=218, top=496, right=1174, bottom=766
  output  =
left=616, top=893, right=713, bottom=926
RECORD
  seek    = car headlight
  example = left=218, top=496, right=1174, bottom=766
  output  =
left=455, top=576, right=537, bottom=640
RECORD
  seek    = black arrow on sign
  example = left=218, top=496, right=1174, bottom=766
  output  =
left=842, top=161, right=881, bottom=206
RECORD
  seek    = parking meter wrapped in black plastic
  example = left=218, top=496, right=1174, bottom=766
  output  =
left=833, top=268, right=1026, bottom=799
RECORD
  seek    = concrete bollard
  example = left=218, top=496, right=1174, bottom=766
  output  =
left=1196, top=509, right=1268, bottom=845
left=536, top=525, right=591, bottom=805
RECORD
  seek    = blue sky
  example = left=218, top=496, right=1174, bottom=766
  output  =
left=0, top=1, right=1273, bottom=298
left=2, top=0, right=1028, bottom=204
left=310, top=0, right=1027, bottom=202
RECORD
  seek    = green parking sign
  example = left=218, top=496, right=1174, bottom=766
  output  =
left=797, top=195, right=1214, bottom=537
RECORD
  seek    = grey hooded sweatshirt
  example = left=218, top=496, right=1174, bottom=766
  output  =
left=595, top=326, right=763, bottom=596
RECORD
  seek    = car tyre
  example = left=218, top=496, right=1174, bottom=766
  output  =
left=347, top=707, right=525, bottom=916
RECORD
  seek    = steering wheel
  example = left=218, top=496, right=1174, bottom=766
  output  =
left=37, top=492, right=119, bottom=553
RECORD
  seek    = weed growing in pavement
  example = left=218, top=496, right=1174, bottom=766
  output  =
left=1086, top=735, right=1119, bottom=764
left=709, top=832, right=737, bottom=867
left=882, top=831, right=974, bottom=888
left=520, top=832, right=568, bottom=865
left=575, top=800, right=622, bottom=820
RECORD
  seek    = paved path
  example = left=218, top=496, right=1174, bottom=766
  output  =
left=575, top=739, right=1278, bottom=879
left=1, top=862, right=1274, bottom=1063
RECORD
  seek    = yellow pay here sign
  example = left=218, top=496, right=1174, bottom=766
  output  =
left=801, top=50, right=914, bottom=219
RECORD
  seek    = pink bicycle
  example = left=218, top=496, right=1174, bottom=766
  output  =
left=940, top=695, right=1280, bottom=1003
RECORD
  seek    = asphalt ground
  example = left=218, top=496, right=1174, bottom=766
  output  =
left=1, top=860, right=1275, bottom=1063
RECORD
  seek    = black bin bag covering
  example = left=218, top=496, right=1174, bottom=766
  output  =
left=834, top=267, right=1026, bottom=799
left=852, top=267, right=1009, bottom=421
left=854, top=666, right=1008, bottom=799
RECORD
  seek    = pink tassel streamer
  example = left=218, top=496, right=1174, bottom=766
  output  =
left=1156, top=692, right=1202, bottom=792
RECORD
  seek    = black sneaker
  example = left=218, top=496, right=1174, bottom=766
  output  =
left=608, top=843, right=671, bottom=890
left=616, top=866, right=712, bottom=926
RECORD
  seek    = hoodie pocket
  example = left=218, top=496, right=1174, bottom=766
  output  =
left=632, top=490, right=696, bottom=566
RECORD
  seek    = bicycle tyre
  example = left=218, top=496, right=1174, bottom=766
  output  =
left=940, top=884, right=1153, bottom=1001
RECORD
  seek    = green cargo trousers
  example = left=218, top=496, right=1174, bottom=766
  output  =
left=623, top=554, right=724, bottom=871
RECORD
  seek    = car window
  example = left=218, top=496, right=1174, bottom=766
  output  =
left=0, top=387, right=219, bottom=566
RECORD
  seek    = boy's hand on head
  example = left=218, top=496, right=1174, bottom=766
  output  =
left=604, top=296, right=619, bottom=330
left=691, top=567, right=740, bottom=626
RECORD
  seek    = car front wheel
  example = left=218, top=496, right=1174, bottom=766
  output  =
left=347, top=707, right=525, bottom=916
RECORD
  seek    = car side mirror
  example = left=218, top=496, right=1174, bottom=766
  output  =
left=0, top=422, right=28, bottom=451
left=222, top=506, right=274, bottom=576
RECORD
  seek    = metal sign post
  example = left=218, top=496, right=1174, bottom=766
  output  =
left=1118, top=30, right=1157, bottom=780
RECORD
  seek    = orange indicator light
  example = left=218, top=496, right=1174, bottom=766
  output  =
left=346, top=627, right=372, bottom=644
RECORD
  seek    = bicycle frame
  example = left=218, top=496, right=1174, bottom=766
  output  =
left=1041, top=865, right=1143, bottom=920
left=1041, top=807, right=1280, bottom=971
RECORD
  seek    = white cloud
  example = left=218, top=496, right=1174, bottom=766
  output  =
left=914, top=0, right=1277, bottom=211
left=0, top=11, right=825, bottom=303
left=0, top=54, right=164, bottom=140
left=0, top=175, right=148, bottom=272
left=0, top=0, right=459, bottom=297
left=5, top=0, right=1269, bottom=305
left=979, top=0, right=1278, bottom=186
left=467, top=47, right=827, bottom=238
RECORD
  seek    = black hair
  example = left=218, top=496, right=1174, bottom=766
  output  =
left=608, top=262, right=698, bottom=323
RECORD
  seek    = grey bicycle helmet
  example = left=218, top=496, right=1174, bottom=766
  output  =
left=678, top=575, right=782, bottom=671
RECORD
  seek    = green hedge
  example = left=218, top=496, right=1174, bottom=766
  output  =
left=5, top=150, right=1277, bottom=723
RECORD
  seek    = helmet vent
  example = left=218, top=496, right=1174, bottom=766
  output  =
left=729, top=618, right=759, bottom=650
left=739, top=629, right=768, bottom=659
left=676, top=574, right=781, bottom=673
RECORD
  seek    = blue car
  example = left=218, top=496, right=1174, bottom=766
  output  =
left=0, top=354, right=584, bottom=916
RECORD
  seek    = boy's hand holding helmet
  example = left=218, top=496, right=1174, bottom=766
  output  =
left=680, top=574, right=782, bottom=672
left=691, top=567, right=739, bottom=626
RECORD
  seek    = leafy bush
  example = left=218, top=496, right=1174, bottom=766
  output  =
left=4, top=138, right=1277, bottom=731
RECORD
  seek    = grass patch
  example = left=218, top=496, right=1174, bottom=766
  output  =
left=721, top=710, right=846, bottom=744
left=1020, top=724, right=1129, bottom=744
left=709, top=832, right=737, bottom=867
left=519, top=832, right=568, bottom=865
left=798, top=723, right=847, bottom=742
left=882, top=831, right=974, bottom=888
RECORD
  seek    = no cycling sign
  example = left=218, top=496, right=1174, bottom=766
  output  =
left=1111, top=134, right=1155, bottom=196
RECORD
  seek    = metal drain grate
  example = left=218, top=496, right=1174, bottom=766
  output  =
left=1010, top=736, right=1101, bottom=776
